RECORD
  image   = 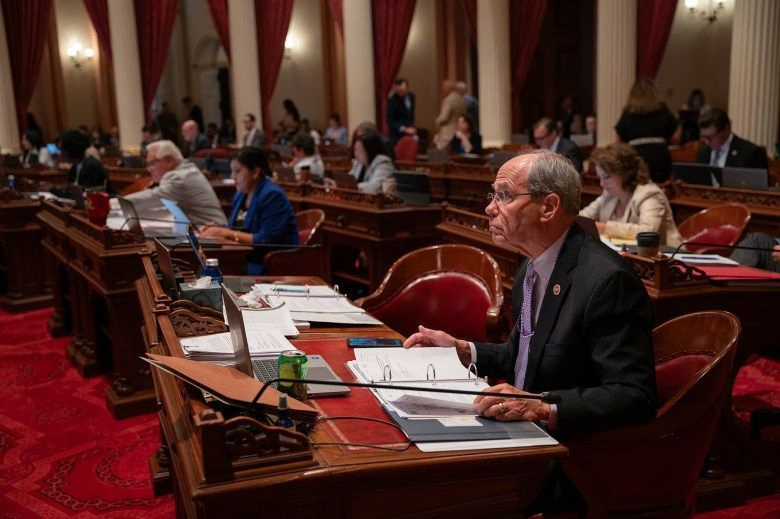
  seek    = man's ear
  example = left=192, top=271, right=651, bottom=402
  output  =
left=539, top=193, right=561, bottom=223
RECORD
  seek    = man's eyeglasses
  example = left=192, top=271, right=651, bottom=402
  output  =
left=485, top=191, right=533, bottom=205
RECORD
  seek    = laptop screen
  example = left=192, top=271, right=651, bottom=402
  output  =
left=220, top=284, right=253, bottom=377
left=394, top=171, right=432, bottom=206
left=117, top=197, right=144, bottom=236
left=671, top=162, right=722, bottom=186
left=721, top=166, right=769, bottom=190
left=186, top=225, right=208, bottom=275
left=160, top=198, right=191, bottom=236
left=153, top=238, right=177, bottom=299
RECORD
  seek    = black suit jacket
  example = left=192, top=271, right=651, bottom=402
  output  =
left=695, top=134, right=768, bottom=169
left=475, top=224, right=657, bottom=436
left=387, top=93, right=415, bottom=143
left=555, top=137, right=584, bottom=173
left=68, top=156, right=109, bottom=190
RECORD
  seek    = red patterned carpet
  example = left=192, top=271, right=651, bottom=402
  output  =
left=0, top=307, right=173, bottom=518
left=0, top=306, right=776, bottom=518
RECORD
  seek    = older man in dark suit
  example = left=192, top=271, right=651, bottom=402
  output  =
left=533, top=117, right=584, bottom=173
left=695, top=108, right=768, bottom=169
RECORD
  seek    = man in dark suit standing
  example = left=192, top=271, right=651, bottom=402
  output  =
left=404, top=150, right=657, bottom=436
left=386, top=78, right=416, bottom=144
left=533, top=118, right=584, bottom=173
left=695, top=108, right=768, bottom=169
left=182, top=96, right=205, bottom=135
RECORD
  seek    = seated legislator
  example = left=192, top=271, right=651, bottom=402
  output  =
left=122, top=140, right=227, bottom=226
left=181, top=119, right=211, bottom=158
left=730, top=233, right=780, bottom=273
left=348, top=131, right=394, bottom=194
left=580, top=143, right=683, bottom=247
left=695, top=108, right=769, bottom=169
left=287, top=132, right=324, bottom=180
left=59, top=129, right=110, bottom=190
left=200, top=146, right=299, bottom=275
left=324, top=113, right=348, bottom=146
left=404, top=150, right=657, bottom=434
left=448, top=114, right=482, bottom=155
left=532, top=117, right=584, bottom=172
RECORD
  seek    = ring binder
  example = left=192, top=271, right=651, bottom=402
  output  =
left=373, top=362, right=485, bottom=386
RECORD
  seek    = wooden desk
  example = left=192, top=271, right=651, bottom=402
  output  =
left=135, top=265, right=567, bottom=517
left=0, top=193, right=52, bottom=311
left=0, top=164, right=68, bottom=187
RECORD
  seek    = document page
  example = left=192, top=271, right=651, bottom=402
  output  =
left=181, top=331, right=293, bottom=357
left=229, top=305, right=298, bottom=337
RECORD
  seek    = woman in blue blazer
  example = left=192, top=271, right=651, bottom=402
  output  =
left=201, top=146, right=298, bottom=274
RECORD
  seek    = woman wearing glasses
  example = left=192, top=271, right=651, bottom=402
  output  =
left=579, top=143, right=682, bottom=247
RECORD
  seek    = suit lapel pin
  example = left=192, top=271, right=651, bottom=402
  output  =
left=731, top=150, right=737, bottom=156
left=552, top=284, right=561, bottom=296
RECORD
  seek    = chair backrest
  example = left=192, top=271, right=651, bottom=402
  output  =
left=677, top=203, right=751, bottom=253
left=355, top=244, right=504, bottom=341
left=394, top=135, right=419, bottom=162
left=295, top=209, right=325, bottom=245
left=560, top=311, right=740, bottom=518
left=262, top=209, right=326, bottom=278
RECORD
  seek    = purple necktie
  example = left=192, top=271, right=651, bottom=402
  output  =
left=514, top=261, right=537, bottom=389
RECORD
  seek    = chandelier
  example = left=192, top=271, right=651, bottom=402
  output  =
left=684, top=0, right=726, bottom=24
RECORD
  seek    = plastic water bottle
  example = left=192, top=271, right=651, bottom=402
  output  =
left=7, top=175, right=15, bottom=190
left=275, top=394, right=296, bottom=429
left=202, top=258, right=223, bottom=284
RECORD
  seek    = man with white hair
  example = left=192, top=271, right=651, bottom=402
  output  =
left=181, top=119, right=210, bottom=158
left=123, top=140, right=227, bottom=225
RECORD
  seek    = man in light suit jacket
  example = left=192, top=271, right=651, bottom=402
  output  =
left=123, top=140, right=227, bottom=226
left=695, top=108, right=768, bottom=170
left=533, top=117, right=584, bottom=172
left=242, top=113, right=265, bottom=147
left=404, top=150, right=657, bottom=437
left=433, top=80, right=466, bottom=150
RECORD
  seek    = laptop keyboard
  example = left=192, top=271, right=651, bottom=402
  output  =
left=251, top=357, right=279, bottom=383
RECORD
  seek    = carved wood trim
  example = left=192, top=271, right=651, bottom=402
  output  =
left=168, top=308, right=228, bottom=338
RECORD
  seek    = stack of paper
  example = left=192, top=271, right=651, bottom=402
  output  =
left=253, top=283, right=382, bottom=325
left=180, top=331, right=294, bottom=361
left=347, top=347, right=488, bottom=419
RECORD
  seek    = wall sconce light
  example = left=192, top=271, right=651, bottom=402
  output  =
left=684, top=0, right=726, bottom=24
left=284, top=35, right=295, bottom=60
left=66, top=41, right=95, bottom=68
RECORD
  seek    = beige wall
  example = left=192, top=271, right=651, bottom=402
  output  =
left=270, top=0, right=328, bottom=131
left=396, top=0, right=440, bottom=137
left=654, top=0, right=734, bottom=112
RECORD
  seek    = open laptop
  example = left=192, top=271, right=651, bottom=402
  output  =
left=275, top=166, right=297, bottom=182
left=491, top=151, right=518, bottom=169
left=185, top=226, right=254, bottom=293
left=426, top=148, right=449, bottom=163
left=671, top=162, right=723, bottom=186
left=721, top=166, right=769, bottom=191
left=117, top=197, right=187, bottom=238
left=394, top=170, right=432, bottom=206
left=333, top=172, right=359, bottom=190
left=221, top=285, right=349, bottom=397
left=153, top=238, right=179, bottom=298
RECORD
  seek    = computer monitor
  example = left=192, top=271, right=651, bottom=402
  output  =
left=393, top=170, right=432, bottom=206
left=153, top=238, right=178, bottom=299
left=721, top=166, right=769, bottom=191
left=671, top=162, right=722, bottom=186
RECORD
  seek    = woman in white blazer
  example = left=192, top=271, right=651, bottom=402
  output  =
left=580, top=143, right=683, bottom=247
left=348, top=131, right=394, bottom=194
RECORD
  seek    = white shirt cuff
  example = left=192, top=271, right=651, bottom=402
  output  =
left=468, top=341, right=477, bottom=366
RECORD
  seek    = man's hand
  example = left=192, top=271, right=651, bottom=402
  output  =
left=199, top=225, right=229, bottom=239
left=403, top=325, right=471, bottom=366
left=474, top=383, right=551, bottom=422
left=772, top=244, right=780, bottom=264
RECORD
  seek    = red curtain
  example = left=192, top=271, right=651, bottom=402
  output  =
left=255, top=0, right=294, bottom=143
left=327, top=0, right=344, bottom=39
left=134, top=0, right=178, bottom=122
left=206, top=0, right=230, bottom=61
left=1, top=0, right=53, bottom=133
left=510, top=0, right=547, bottom=132
left=461, top=0, right=476, bottom=42
left=637, top=0, right=678, bottom=78
left=83, top=0, right=112, bottom=64
left=372, top=0, right=416, bottom=135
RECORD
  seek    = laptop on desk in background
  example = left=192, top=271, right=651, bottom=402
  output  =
left=275, top=166, right=297, bottom=182
left=394, top=171, right=432, bottom=206
left=721, top=166, right=770, bottom=190
left=426, top=148, right=449, bottom=163
left=333, top=172, right=359, bottom=190
left=221, top=285, right=349, bottom=397
left=117, top=196, right=187, bottom=239
left=185, top=226, right=254, bottom=293
left=671, top=162, right=723, bottom=186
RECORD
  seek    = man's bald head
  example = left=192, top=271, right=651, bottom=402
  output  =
left=181, top=120, right=198, bottom=140
left=455, top=81, right=467, bottom=95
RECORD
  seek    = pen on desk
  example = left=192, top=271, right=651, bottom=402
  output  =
left=274, top=287, right=308, bottom=293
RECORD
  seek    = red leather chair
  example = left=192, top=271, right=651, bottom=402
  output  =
left=394, top=135, right=419, bottom=162
left=677, top=203, right=750, bottom=254
left=355, top=244, right=504, bottom=341
left=560, top=311, right=740, bottom=519
left=264, top=209, right=326, bottom=277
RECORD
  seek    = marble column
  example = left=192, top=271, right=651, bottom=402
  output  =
left=107, top=0, right=144, bottom=153
left=343, top=0, right=376, bottom=132
left=595, top=0, right=636, bottom=146
left=728, top=0, right=780, bottom=156
left=0, top=5, right=20, bottom=152
left=477, top=0, right=511, bottom=148
left=228, top=0, right=262, bottom=143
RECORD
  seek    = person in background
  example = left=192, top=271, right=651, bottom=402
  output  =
left=26, top=112, right=43, bottom=142
left=277, top=99, right=301, bottom=142
left=615, top=77, right=678, bottom=183
left=324, top=113, right=348, bottom=146
left=90, top=125, right=110, bottom=150
left=300, top=119, right=321, bottom=146
left=242, top=113, right=264, bottom=147
left=585, top=115, right=597, bottom=145
left=345, top=131, right=394, bottom=194
left=558, top=95, right=583, bottom=138
left=181, top=120, right=210, bottom=158
left=109, top=126, right=120, bottom=149
left=533, top=117, right=584, bottom=173
left=730, top=233, right=780, bottom=273
left=58, top=129, right=109, bottom=190
left=350, top=121, right=395, bottom=160
left=19, top=130, right=53, bottom=167
left=200, top=146, right=298, bottom=275
left=682, top=88, right=709, bottom=113
left=456, top=81, right=479, bottom=131
left=387, top=78, right=416, bottom=144
left=579, top=143, right=682, bottom=247
left=695, top=108, right=768, bottom=169
left=182, top=96, right=204, bottom=134
left=206, top=123, right=220, bottom=147
left=679, top=88, right=710, bottom=143
left=433, top=80, right=466, bottom=150
left=155, top=102, right=179, bottom=143
left=449, top=114, right=482, bottom=155
left=140, top=124, right=159, bottom=157
left=219, top=117, right=236, bottom=144
left=123, top=140, right=226, bottom=225
left=287, top=132, right=324, bottom=180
